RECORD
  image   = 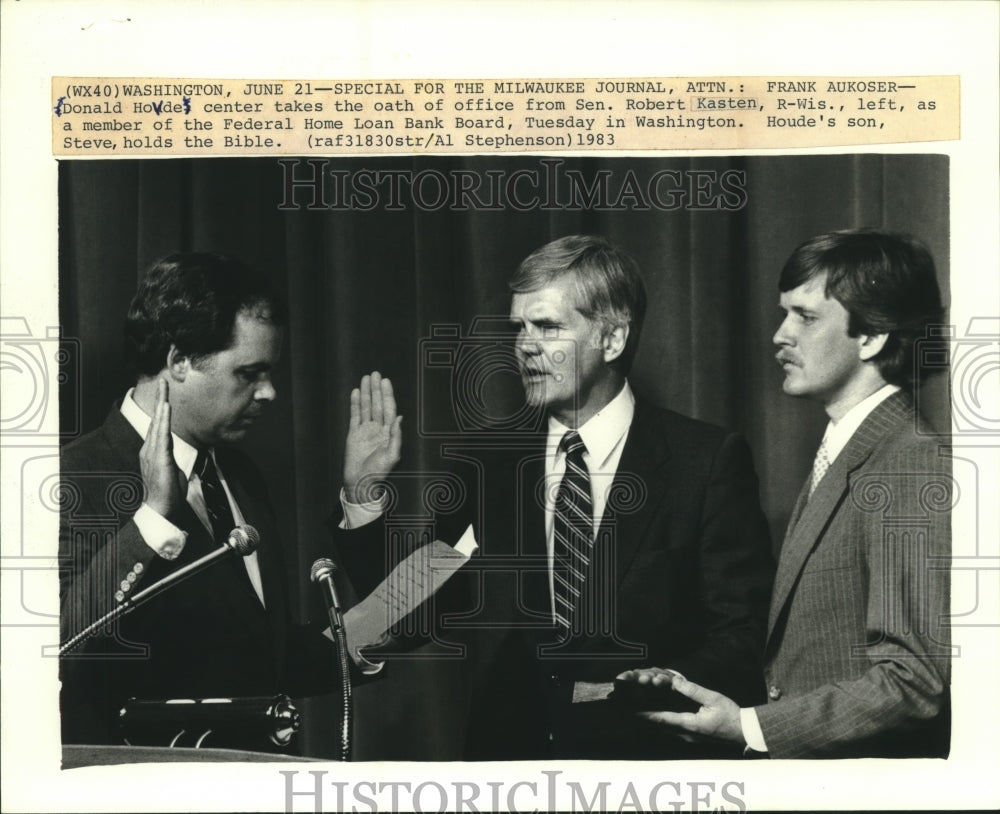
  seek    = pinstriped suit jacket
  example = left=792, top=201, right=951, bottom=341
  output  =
left=755, top=391, right=951, bottom=758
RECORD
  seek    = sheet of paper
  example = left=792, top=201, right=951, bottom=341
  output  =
left=341, top=525, right=476, bottom=668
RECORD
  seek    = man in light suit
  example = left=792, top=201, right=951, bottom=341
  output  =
left=336, top=235, right=774, bottom=759
left=59, top=254, right=338, bottom=746
left=618, top=228, right=951, bottom=758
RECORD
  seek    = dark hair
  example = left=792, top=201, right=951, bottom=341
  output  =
left=123, top=252, right=286, bottom=377
left=509, top=235, right=647, bottom=373
left=779, top=228, right=945, bottom=388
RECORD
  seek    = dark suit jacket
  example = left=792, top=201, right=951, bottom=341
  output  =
left=59, top=408, right=337, bottom=746
left=338, top=395, right=774, bottom=759
left=756, top=392, right=951, bottom=758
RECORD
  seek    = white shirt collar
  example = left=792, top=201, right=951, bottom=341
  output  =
left=821, top=383, right=900, bottom=463
left=120, top=388, right=202, bottom=478
left=547, top=381, right=635, bottom=467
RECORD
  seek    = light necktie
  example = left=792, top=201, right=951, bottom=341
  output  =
left=195, top=449, right=236, bottom=544
left=552, top=431, right=594, bottom=639
left=808, top=435, right=831, bottom=498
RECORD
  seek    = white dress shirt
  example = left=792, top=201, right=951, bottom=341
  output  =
left=120, top=390, right=266, bottom=606
left=740, top=382, right=900, bottom=752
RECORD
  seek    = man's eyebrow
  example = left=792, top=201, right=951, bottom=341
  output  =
left=508, top=314, right=561, bottom=327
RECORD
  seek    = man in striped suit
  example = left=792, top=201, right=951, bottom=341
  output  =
left=618, top=228, right=952, bottom=758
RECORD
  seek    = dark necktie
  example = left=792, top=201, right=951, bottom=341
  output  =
left=552, top=431, right=594, bottom=639
left=195, top=449, right=236, bottom=544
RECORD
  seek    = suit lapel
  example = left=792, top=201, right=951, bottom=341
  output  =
left=212, top=453, right=276, bottom=650
left=218, top=462, right=275, bottom=603
left=767, top=392, right=913, bottom=635
left=597, top=400, right=671, bottom=597
left=784, top=473, right=813, bottom=536
left=517, top=437, right=551, bottom=619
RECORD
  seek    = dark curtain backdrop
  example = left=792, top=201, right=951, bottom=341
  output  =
left=58, top=154, right=949, bottom=760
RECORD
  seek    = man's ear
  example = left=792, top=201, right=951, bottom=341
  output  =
left=858, top=332, right=889, bottom=362
left=602, top=324, right=629, bottom=363
left=165, top=344, right=190, bottom=381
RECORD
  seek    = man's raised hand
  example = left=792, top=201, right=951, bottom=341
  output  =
left=344, top=371, right=403, bottom=504
left=139, top=378, right=187, bottom=520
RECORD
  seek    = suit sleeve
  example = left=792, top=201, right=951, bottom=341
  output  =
left=58, top=453, right=171, bottom=744
left=668, top=433, right=775, bottom=705
left=755, top=440, right=951, bottom=758
left=327, top=508, right=399, bottom=600
left=58, top=466, right=162, bottom=646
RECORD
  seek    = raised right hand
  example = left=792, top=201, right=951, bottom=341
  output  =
left=139, top=378, right=187, bottom=519
left=343, top=371, right=403, bottom=504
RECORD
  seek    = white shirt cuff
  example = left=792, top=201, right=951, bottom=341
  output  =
left=353, top=650, right=386, bottom=676
left=740, top=707, right=768, bottom=752
left=134, top=503, right=187, bottom=560
left=339, top=487, right=387, bottom=529
left=322, top=626, right=385, bottom=675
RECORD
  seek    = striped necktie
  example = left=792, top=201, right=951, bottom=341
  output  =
left=195, top=449, right=236, bottom=544
left=552, top=431, right=594, bottom=639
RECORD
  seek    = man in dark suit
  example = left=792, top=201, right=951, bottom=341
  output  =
left=618, top=229, right=951, bottom=758
left=336, top=235, right=774, bottom=759
left=59, top=253, right=337, bottom=746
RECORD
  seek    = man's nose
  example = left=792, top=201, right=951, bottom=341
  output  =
left=255, top=377, right=277, bottom=401
left=515, top=329, right=539, bottom=356
left=773, top=317, right=793, bottom=347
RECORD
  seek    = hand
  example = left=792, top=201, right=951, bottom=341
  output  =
left=613, top=667, right=699, bottom=713
left=139, top=378, right=187, bottom=520
left=616, top=670, right=743, bottom=743
left=616, top=666, right=679, bottom=687
left=344, top=371, right=403, bottom=504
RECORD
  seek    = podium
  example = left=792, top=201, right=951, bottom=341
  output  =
left=60, top=693, right=317, bottom=768
left=62, top=744, right=319, bottom=768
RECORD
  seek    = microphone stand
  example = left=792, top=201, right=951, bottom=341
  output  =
left=59, top=525, right=260, bottom=656
left=311, top=558, right=352, bottom=761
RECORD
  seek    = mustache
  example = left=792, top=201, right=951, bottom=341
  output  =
left=775, top=350, right=800, bottom=366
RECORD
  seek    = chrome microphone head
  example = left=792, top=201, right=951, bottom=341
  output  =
left=227, top=525, right=260, bottom=555
left=310, top=557, right=337, bottom=583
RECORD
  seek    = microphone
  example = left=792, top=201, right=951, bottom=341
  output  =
left=126, top=525, right=260, bottom=609
left=59, top=525, right=260, bottom=656
left=310, top=558, right=344, bottom=631
left=311, top=556, right=352, bottom=761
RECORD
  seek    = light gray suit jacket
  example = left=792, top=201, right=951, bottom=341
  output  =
left=756, top=391, right=951, bottom=758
